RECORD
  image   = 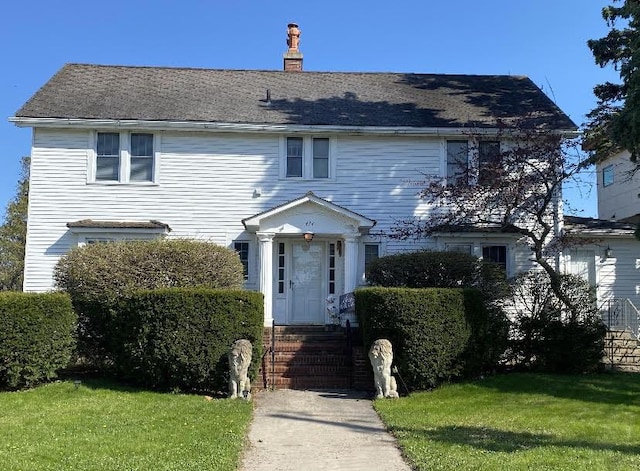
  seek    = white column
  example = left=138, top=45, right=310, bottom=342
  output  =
left=343, top=233, right=360, bottom=293
left=257, top=232, right=275, bottom=327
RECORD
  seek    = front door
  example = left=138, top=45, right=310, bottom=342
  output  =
left=289, top=241, right=326, bottom=324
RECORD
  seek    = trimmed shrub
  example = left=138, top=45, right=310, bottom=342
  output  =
left=364, top=250, right=510, bottom=380
left=0, top=292, right=76, bottom=390
left=356, top=287, right=471, bottom=390
left=367, top=250, right=493, bottom=289
left=506, top=272, right=606, bottom=373
left=53, top=239, right=245, bottom=363
left=113, top=288, right=263, bottom=392
left=55, top=239, right=245, bottom=305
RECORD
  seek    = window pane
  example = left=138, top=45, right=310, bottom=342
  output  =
left=446, top=244, right=472, bottom=254
left=96, top=156, right=119, bottom=180
left=131, top=133, right=153, bottom=156
left=286, top=137, right=303, bottom=177
left=603, top=165, right=614, bottom=187
left=97, top=132, right=119, bottom=156
left=446, top=140, right=468, bottom=185
left=364, top=244, right=379, bottom=274
left=130, top=157, right=153, bottom=181
left=482, top=245, right=507, bottom=271
left=478, top=141, right=501, bottom=185
left=234, top=242, right=249, bottom=280
left=313, top=138, right=329, bottom=178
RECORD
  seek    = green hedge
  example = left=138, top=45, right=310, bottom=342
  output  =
left=0, top=292, right=76, bottom=390
left=112, top=288, right=263, bottom=393
left=367, top=250, right=487, bottom=288
left=54, top=239, right=246, bottom=363
left=356, top=287, right=471, bottom=390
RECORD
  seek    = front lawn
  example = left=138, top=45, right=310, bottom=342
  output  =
left=375, top=372, right=640, bottom=471
left=0, top=379, right=252, bottom=471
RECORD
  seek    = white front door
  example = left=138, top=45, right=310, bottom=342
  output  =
left=289, top=241, right=326, bottom=324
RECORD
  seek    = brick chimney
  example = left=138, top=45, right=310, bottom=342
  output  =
left=283, top=23, right=303, bottom=71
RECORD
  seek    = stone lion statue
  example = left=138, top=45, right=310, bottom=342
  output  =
left=228, top=339, right=252, bottom=400
left=368, top=339, right=399, bottom=399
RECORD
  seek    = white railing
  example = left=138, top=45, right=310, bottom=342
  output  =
left=601, top=298, right=640, bottom=340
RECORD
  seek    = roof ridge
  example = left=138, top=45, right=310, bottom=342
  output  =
left=61, top=63, right=530, bottom=79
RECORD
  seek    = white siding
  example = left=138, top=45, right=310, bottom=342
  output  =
left=25, top=129, right=445, bottom=291
left=597, top=150, right=640, bottom=222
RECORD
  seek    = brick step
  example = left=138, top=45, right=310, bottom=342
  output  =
left=264, top=363, right=352, bottom=375
left=269, top=342, right=348, bottom=354
left=268, top=375, right=352, bottom=390
left=268, top=352, right=350, bottom=365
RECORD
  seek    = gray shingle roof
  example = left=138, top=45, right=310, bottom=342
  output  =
left=15, top=63, right=576, bottom=130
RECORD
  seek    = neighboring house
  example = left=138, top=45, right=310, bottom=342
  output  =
left=596, top=149, right=640, bottom=224
left=11, top=25, right=578, bottom=327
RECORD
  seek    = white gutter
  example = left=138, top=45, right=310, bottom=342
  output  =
left=8, top=116, right=580, bottom=137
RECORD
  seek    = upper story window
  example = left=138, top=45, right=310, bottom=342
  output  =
left=446, top=140, right=469, bottom=185
left=96, top=133, right=120, bottom=181
left=282, top=136, right=334, bottom=179
left=602, top=164, right=614, bottom=187
left=93, top=132, right=157, bottom=183
left=446, top=139, right=501, bottom=186
left=478, top=141, right=501, bottom=185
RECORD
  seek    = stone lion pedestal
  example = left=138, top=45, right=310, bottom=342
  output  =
left=228, top=339, right=252, bottom=400
left=368, top=339, right=399, bottom=399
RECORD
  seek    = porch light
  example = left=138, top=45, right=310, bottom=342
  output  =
left=303, top=231, right=314, bottom=242
left=604, top=245, right=612, bottom=259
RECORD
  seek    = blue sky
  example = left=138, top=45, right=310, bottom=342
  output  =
left=0, top=0, right=619, bottom=218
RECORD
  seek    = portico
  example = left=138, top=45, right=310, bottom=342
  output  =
left=242, top=192, right=376, bottom=326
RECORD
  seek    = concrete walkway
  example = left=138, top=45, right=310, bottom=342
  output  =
left=240, top=389, right=412, bottom=471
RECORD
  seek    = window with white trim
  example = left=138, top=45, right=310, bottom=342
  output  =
left=478, top=140, right=501, bottom=185
left=445, top=139, right=501, bottom=186
left=282, top=136, right=333, bottom=179
left=446, top=140, right=469, bottom=185
left=482, top=245, right=507, bottom=271
left=93, top=132, right=157, bottom=183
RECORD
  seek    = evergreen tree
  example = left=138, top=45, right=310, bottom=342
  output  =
left=586, top=1, right=640, bottom=163
left=0, top=157, right=29, bottom=291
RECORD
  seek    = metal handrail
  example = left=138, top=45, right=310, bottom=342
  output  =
left=601, top=298, right=640, bottom=340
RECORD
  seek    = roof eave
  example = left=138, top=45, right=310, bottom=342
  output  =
left=8, top=116, right=579, bottom=137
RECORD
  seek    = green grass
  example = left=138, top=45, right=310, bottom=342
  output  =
left=375, top=373, right=640, bottom=471
left=0, top=379, right=252, bottom=470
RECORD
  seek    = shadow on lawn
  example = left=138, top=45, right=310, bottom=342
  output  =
left=398, top=425, right=640, bottom=455
left=476, top=372, right=640, bottom=407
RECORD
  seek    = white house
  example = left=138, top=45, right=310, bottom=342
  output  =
left=12, top=25, right=582, bottom=327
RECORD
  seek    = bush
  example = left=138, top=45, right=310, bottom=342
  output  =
left=356, top=287, right=471, bottom=390
left=366, top=250, right=506, bottom=293
left=55, top=239, right=245, bottom=304
left=54, top=239, right=246, bottom=363
left=364, top=250, right=510, bottom=379
left=506, top=272, right=606, bottom=373
left=112, top=288, right=263, bottom=392
left=0, top=292, right=76, bottom=389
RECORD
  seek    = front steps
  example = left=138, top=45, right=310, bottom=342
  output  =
left=604, top=330, right=640, bottom=372
left=261, top=326, right=373, bottom=390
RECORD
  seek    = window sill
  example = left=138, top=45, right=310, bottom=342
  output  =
left=88, top=181, right=159, bottom=187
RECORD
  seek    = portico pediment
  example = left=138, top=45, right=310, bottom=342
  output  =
left=242, top=192, right=376, bottom=235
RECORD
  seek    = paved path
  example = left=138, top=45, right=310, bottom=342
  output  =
left=240, top=389, right=411, bottom=471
